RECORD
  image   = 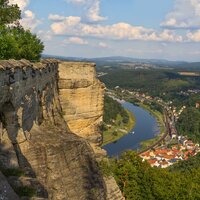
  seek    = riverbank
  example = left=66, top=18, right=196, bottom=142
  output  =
left=102, top=109, right=135, bottom=146
left=137, top=103, right=166, bottom=151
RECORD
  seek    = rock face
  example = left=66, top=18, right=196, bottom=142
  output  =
left=58, top=62, right=105, bottom=144
left=0, top=59, right=123, bottom=200
left=0, top=171, right=19, bottom=200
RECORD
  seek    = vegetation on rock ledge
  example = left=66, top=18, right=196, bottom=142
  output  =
left=101, top=95, right=135, bottom=146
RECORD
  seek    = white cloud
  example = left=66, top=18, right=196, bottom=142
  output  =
left=51, top=16, right=183, bottom=42
left=84, top=0, right=106, bottom=22
left=67, top=0, right=86, bottom=4
left=9, top=0, right=41, bottom=31
left=9, top=0, right=30, bottom=11
left=161, top=0, right=200, bottom=28
left=67, top=0, right=106, bottom=23
left=21, top=10, right=41, bottom=31
left=48, top=14, right=66, bottom=21
left=64, top=37, right=88, bottom=45
left=37, top=30, right=53, bottom=41
left=187, top=30, right=200, bottom=41
left=99, top=42, right=109, bottom=48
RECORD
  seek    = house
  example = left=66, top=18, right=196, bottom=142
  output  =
left=171, top=134, right=177, bottom=139
left=160, top=161, right=170, bottom=168
left=147, top=159, right=159, bottom=167
left=163, top=155, right=175, bottom=161
left=140, top=152, right=151, bottom=160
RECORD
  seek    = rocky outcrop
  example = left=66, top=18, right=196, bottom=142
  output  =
left=0, top=59, right=123, bottom=200
left=0, top=171, right=19, bottom=200
left=58, top=62, right=105, bottom=144
left=58, top=62, right=124, bottom=200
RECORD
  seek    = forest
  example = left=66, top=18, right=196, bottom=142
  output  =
left=176, top=94, right=200, bottom=143
left=100, top=67, right=200, bottom=152
left=102, top=151, right=200, bottom=200
left=103, top=95, right=129, bottom=124
left=101, top=95, right=134, bottom=145
left=99, top=68, right=200, bottom=98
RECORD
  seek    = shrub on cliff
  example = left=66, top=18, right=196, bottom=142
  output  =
left=0, top=0, right=44, bottom=61
left=0, top=0, right=21, bottom=25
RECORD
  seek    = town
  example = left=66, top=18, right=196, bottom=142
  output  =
left=107, top=87, right=200, bottom=168
left=140, top=136, right=200, bottom=168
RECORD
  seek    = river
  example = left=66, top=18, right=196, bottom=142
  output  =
left=102, top=102, right=160, bottom=157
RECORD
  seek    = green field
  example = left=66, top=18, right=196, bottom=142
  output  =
left=102, top=109, right=135, bottom=146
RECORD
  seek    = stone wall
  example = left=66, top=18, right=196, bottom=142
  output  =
left=0, top=59, right=61, bottom=140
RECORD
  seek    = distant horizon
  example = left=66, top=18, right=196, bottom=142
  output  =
left=42, top=54, right=200, bottom=63
left=10, top=0, right=200, bottom=62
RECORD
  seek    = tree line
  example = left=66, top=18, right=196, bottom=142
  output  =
left=100, top=151, right=200, bottom=200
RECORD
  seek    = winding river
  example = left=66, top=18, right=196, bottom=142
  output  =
left=102, top=102, right=160, bottom=157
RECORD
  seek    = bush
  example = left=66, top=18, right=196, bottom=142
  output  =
left=1, top=168, right=24, bottom=177
left=14, top=186, right=36, bottom=197
left=99, top=160, right=112, bottom=177
left=0, top=26, right=44, bottom=61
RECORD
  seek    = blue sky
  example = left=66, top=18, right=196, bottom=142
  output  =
left=10, top=0, right=200, bottom=61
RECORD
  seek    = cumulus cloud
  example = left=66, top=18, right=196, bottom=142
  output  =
left=187, top=30, right=200, bottom=41
left=64, top=37, right=88, bottom=45
left=9, top=0, right=30, bottom=11
left=9, top=0, right=41, bottom=31
left=51, top=16, right=183, bottom=42
left=48, top=14, right=66, bottom=21
left=67, top=0, right=86, bottom=4
left=21, top=10, right=41, bottom=31
left=67, top=0, right=106, bottom=23
left=161, top=0, right=200, bottom=29
left=37, top=30, right=53, bottom=41
left=99, top=42, right=109, bottom=48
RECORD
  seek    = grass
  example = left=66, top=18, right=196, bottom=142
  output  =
left=102, top=109, right=135, bottom=146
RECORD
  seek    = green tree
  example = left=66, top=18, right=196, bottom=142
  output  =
left=111, top=151, right=200, bottom=200
left=0, top=0, right=44, bottom=60
left=0, top=0, right=21, bottom=25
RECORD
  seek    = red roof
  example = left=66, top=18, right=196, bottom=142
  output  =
left=141, top=152, right=150, bottom=157
left=154, top=149, right=169, bottom=155
left=147, top=159, right=157, bottom=165
left=172, top=149, right=180, bottom=154
left=164, top=155, right=175, bottom=160
left=160, top=161, right=169, bottom=166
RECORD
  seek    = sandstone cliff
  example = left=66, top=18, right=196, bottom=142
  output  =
left=58, top=62, right=105, bottom=144
left=0, top=59, right=123, bottom=200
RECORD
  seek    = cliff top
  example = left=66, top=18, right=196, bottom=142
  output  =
left=0, top=59, right=59, bottom=70
left=59, top=61, right=96, bottom=66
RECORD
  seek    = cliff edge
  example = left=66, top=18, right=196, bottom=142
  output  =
left=0, top=59, right=123, bottom=200
left=58, top=62, right=105, bottom=145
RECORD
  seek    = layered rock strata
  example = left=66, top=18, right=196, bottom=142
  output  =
left=58, top=62, right=105, bottom=144
left=0, top=59, right=123, bottom=200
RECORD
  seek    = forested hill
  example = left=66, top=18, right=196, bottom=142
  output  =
left=176, top=94, right=200, bottom=143
left=110, top=151, right=200, bottom=200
